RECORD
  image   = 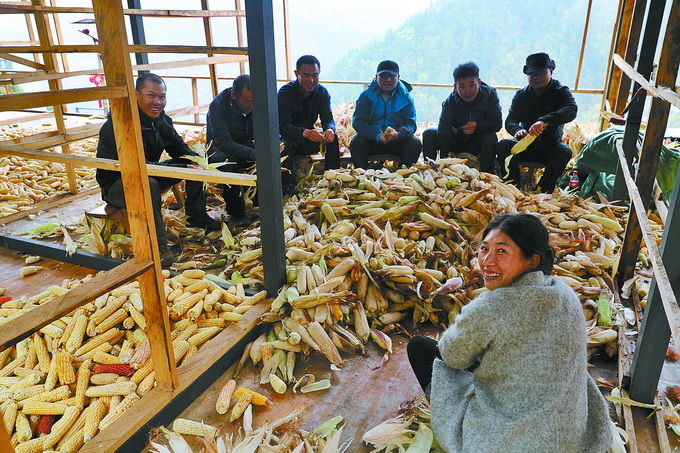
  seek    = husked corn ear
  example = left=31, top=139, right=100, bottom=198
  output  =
left=137, top=371, right=155, bottom=396
left=185, top=280, right=210, bottom=293
left=173, top=323, right=198, bottom=342
left=216, top=379, right=236, bottom=415
left=181, top=269, right=205, bottom=279
left=74, top=328, right=121, bottom=356
left=56, top=351, right=76, bottom=385
left=14, top=411, right=31, bottom=442
left=36, top=413, right=55, bottom=435
left=12, top=385, right=45, bottom=402
left=219, top=312, right=243, bottom=322
left=197, top=318, right=227, bottom=328
left=85, top=381, right=136, bottom=397
left=187, top=326, right=221, bottom=347
left=34, top=335, right=50, bottom=373
left=41, top=405, right=79, bottom=449
left=98, top=392, right=140, bottom=430
left=56, top=426, right=84, bottom=453
left=90, top=373, right=118, bottom=386
left=83, top=398, right=106, bottom=441
left=130, top=360, right=153, bottom=384
left=92, top=363, right=133, bottom=376
left=22, top=401, right=69, bottom=415
left=65, top=314, right=87, bottom=354
left=229, top=391, right=252, bottom=423
left=171, top=418, right=217, bottom=439
left=74, top=359, right=92, bottom=410
left=19, top=385, right=71, bottom=407
left=15, top=437, right=44, bottom=453
left=124, top=302, right=146, bottom=329
left=20, top=266, right=42, bottom=277
left=95, top=308, right=127, bottom=334
left=2, top=400, right=17, bottom=434
left=233, top=387, right=272, bottom=406
left=92, top=351, right=123, bottom=364
left=171, top=290, right=208, bottom=318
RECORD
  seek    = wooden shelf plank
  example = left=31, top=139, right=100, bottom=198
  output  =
left=0, top=258, right=152, bottom=350
left=0, top=122, right=102, bottom=149
left=79, top=301, right=269, bottom=453
left=0, top=187, right=98, bottom=226
left=0, top=52, right=45, bottom=70
left=0, top=143, right=258, bottom=186
left=129, top=44, right=247, bottom=55
left=0, top=4, right=245, bottom=17
left=0, top=44, right=99, bottom=53
left=0, top=86, right=128, bottom=110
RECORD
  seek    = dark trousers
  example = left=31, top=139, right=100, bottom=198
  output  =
left=407, top=335, right=441, bottom=394
left=218, top=162, right=248, bottom=217
left=422, top=128, right=497, bottom=173
left=281, top=137, right=340, bottom=191
left=496, top=138, right=572, bottom=193
left=349, top=134, right=422, bottom=169
left=104, top=160, right=207, bottom=245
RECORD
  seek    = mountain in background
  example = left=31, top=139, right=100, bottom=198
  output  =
left=324, top=0, right=619, bottom=125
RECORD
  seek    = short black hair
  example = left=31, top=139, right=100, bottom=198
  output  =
left=296, top=55, right=320, bottom=71
left=232, top=74, right=251, bottom=96
left=481, top=213, right=555, bottom=274
left=135, top=72, right=165, bottom=91
left=453, top=62, right=480, bottom=82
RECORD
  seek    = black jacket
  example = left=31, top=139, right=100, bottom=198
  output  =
left=206, top=87, right=255, bottom=164
left=95, top=109, right=197, bottom=195
left=505, top=79, right=577, bottom=144
left=437, top=81, right=502, bottom=142
left=277, top=80, right=335, bottom=141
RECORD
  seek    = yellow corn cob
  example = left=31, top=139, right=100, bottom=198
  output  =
left=34, top=334, right=50, bottom=373
left=110, top=286, right=138, bottom=297
left=241, top=290, right=267, bottom=306
left=233, top=387, right=272, bottom=406
left=216, top=379, right=236, bottom=415
left=2, top=400, right=17, bottom=434
left=172, top=418, right=218, bottom=439
left=98, top=392, right=140, bottom=430
left=137, top=371, right=155, bottom=396
left=77, top=341, right=114, bottom=362
left=13, top=385, right=47, bottom=402
left=56, top=426, right=84, bottom=453
left=74, top=328, right=121, bottom=356
left=229, top=392, right=252, bottom=422
left=41, top=405, right=80, bottom=449
left=184, top=345, right=198, bottom=362
left=83, top=398, right=106, bottom=441
left=171, top=290, right=208, bottom=318
left=0, top=357, right=24, bottom=378
left=8, top=373, right=40, bottom=392
left=197, top=318, right=227, bottom=328
left=14, top=411, right=31, bottom=442
left=22, top=401, right=68, bottom=415
left=13, top=367, right=44, bottom=379
left=56, top=351, right=75, bottom=385
left=57, top=405, right=90, bottom=451
left=182, top=269, right=205, bottom=279
left=173, top=339, right=191, bottom=364
left=167, top=287, right=183, bottom=303
left=173, top=323, right=198, bottom=342
left=173, top=276, right=202, bottom=287
left=15, top=437, right=43, bottom=453
left=90, top=373, right=119, bottom=386
left=122, top=316, right=135, bottom=330
left=92, top=351, right=123, bottom=365
left=95, top=308, right=128, bottom=334
left=85, top=381, right=136, bottom=397
left=185, top=280, right=210, bottom=294
left=20, top=385, right=71, bottom=408
left=203, top=288, right=222, bottom=312
left=20, top=265, right=42, bottom=277
left=118, top=340, right=135, bottom=363
left=130, top=360, right=153, bottom=384
left=187, top=298, right=205, bottom=321
left=187, top=326, right=221, bottom=347
left=23, top=342, right=37, bottom=369
left=0, top=377, right=21, bottom=386
left=64, top=315, right=87, bottom=353
left=39, top=323, right=63, bottom=339
left=232, top=304, right=253, bottom=315
left=90, top=296, right=127, bottom=326
left=74, top=359, right=92, bottom=410
left=124, top=302, right=146, bottom=330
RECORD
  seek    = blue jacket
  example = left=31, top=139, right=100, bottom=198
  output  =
left=352, top=79, right=417, bottom=143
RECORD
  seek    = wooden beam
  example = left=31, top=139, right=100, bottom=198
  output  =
left=654, top=396, right=672, bottom=453
left=573, top=0, right=592, bottom=90
left=79, top=301, right=269, bottom=453
left=0, top=111, right=52, bottom=126
left=599, top=0, right=624, bottom=130
left=0, top=258, right=152, bottom=350
left=191, top=77, right=200, bottom=123
left=93, top=0, right=177, bottom=390
left=282, top=0, right=293, bottom=80
left=0, top=4, right=245, bottom=16
left=0, top=52, right=45, bottom=69
left=134, top=54, right=247, bottom=72
left=0, top=143, right=257, bottom=186
left=614, top=0, right=647, bottom=114
left=0, top=86, right=127, bottom=110
left=166, top=103, right=209, bottom=118
left=235, top=0, right=246, bottom=74
left=201, top=0, right=219, bottom=97
left=613, top=54, right=680, bottom=109
left=0, top=44, right=99, bottom=53
left=0, top=187, right=98, bottom=225
left=9, top=67, right=101, bottom=84
left=606, top=0, right=635, bottom=112
left=129, top=44, right=247, bottom=55
left=0, top=122, right=101, bottom=149
left=615, top=140, right=680, bottom=354
left=48, top=0, right=69, bottom=74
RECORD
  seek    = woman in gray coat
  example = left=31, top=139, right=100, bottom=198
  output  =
left=407, top=213, right=612, bottom=452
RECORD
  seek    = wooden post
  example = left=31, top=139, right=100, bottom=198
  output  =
left=201, top=0, right=219, bottom=97
left=615, top=0, right=680, bottom=285
left=613, top=0, right=647, bottom=114
left=0, top=419, right=12, bottom=453
left=573, top=0, right=592, bottom=91
left=599, top=0, right=623, bottom=130
left=191, top=77, right=200, bottom=123
left=92, top=0, right=178, bottom=389
left=282, top=0, right=293, bottom=80
left=235, top=0, right=246, bottom=74
left=31, top=0, right=78, bottom=194
left=48, top=0, right=69, bottom=74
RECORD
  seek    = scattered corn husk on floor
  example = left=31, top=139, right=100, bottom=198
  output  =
left=149, top=408, right=349, bottom=453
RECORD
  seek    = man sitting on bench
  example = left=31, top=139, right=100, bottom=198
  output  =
left=95, top=72, right=220, bottom=264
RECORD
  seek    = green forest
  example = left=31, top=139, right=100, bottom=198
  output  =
left=323, top=0, right=621, bottom=126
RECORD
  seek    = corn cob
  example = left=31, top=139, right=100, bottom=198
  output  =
left=215, top=379, right=236, bottom=415
left=85, top=381, right=136, bottom=397
left=19, top=385, right=71, bottom=408
left=95, top=308, right=128, bottom=334
left=98, top=392, right=140, bottom=430
left=2, top=400, right=17, bottom=434
left=36, top=413, right=55, bottom=436
left=187, top=326, right=221, bottom=347
left=34, top=334, right=50, bottom=373
left=233, top=387, right=272, bottom=406
left=22, top=402, right=68, bottom=415
left=128, top=339, right=150, bottom=369
left=41, top=405, right=79, bottom=449
left=219, top=311, right=244, bottom=322
left=20, top=266, right=42, bottom=277
left=56, top=426, right=84, bottom=453
left=57, top=405, right=90, bottom=450
left=15, top=437, right=44, bottom=453
left=77, top=341, right=114, bottom=362
left=92, top=363, right=133, bottom=376
left=0, top=356, right=25, bottom=377
left=197, top=318, right=227, bottom=328
left=74, top=328, right=121, bottom=356
left=137, top=371, right=155, bottom=396
left=39, top=323, right=63, bottom=339
left=124, top=302, right=146, bottom=329
left=12, top=385, right=45, bottom=402
left=130, top=360, right=153, bottom=385
left=89, top=296, right=127, bottom=328
left=171, top=290, right=208, bottom=318
left=56, top=351, right=75, bottom=385
left=92, top=351, right=123, bottom=365
left=14, top=411, right=31, bottom=442
left=83, top=398, right=106, bottom=441
left=229, top=392, right=252, bottom=422
left=64, top=314, right=87, bottom=354
left=74, top=359, right=91, bottom=410
left=90, top=373, right=119, bottom=386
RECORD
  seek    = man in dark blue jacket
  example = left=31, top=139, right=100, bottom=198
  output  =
left=206, top=74, right=254, bottom=226
left=278, top=55, right=340, bottom=193
left=350, top=60, right=422, bottom=169
left=422, top=62, right=501, bottom=173
left=96, top=73, right=219, bottom=264
left=496, top=53, right=577, bottom=193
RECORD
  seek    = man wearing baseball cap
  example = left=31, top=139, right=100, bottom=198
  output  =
left=496, top=52, right=577, bottom=193
left=350, top=60, right=422, bottom=168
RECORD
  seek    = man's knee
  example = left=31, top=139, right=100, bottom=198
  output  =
left=479, top=131, right=498, bottom=147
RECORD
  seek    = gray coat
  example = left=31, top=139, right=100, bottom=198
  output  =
left=430, top=271, right=612, bottom=453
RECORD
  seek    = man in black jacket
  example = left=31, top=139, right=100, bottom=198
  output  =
left=422, top=62, right=501, bottom=173
left=206, top=74, right=254, bottom=226
left=496, top=53, right=577, bottom=193
left=96, top=73, right=220, bottom=263
left=278, top=55, right=340, bottom=193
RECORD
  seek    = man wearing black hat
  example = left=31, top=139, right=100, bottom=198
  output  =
left=350, top=60, right=422, bottom=169
left=496, top=52, right=577, bottom=193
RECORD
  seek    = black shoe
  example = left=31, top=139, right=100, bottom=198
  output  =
left=229, top=213, right=252, bottom=228
left=158, top=244, right=177, bottom=267
left=188, top=216, right=221, bottom=231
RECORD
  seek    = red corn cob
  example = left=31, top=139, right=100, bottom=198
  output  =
left=0, top=296, right=12, bottom=305
left=36, top=414, right=55, bottom=436
left=92, top=363, right=134, bottom=376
